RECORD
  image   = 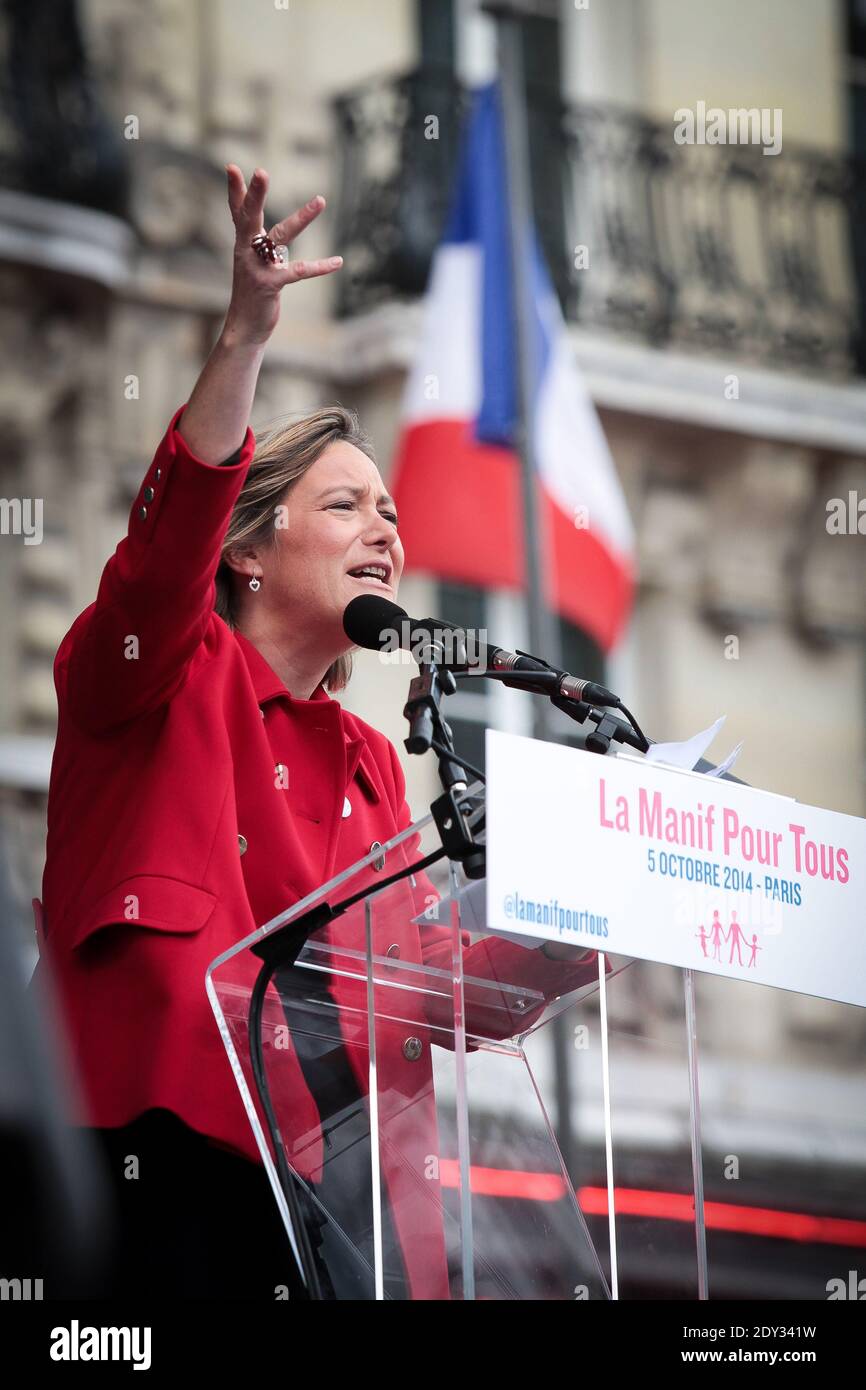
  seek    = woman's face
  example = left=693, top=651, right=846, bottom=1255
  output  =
left=248, top=440, right=404, bottom=652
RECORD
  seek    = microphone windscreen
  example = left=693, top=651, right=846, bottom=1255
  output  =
left=343, top=594, right=408, bottom=651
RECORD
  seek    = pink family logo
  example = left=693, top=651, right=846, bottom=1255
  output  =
left=694, top=910, right=762, bottom=969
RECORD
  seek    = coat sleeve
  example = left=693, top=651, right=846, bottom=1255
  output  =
left=58, top=404, right=255, bottom=735
left=384, top=741, right=607, bottom=1043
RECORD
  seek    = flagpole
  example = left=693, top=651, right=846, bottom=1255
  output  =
left=483, top=0, right=563, bottom=741
left=482, top=0, right=577, bottom=1178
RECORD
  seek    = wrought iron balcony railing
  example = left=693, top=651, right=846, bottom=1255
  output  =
left=333, top=68, right=866, bottom=378
left=0, top=0, right=129, bottom=219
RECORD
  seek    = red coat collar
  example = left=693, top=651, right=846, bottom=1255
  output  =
left=233, top=628, right=331, bottom=707
left=233, top=628, right=382, bottom=805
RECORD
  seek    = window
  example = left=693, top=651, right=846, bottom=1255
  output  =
left=846, top=0, right=866, bottom=372
left=847, top=0, right=866, bottom=158
left=433, top=580, right=608, bottom=772
left=434, top=580, right=493, bottom=777
left=553, top=613, right=607, bottom=753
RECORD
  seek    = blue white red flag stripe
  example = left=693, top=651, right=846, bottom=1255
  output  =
left=391, top=83, right=635, bottom=652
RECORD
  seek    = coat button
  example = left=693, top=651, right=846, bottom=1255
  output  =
left=138, top=505, right=148, bottom=520
left=143, top=485, right=155, bottom=502
left=260, top=707, right=265, bottom=718
left=370, top=840, right=385, bottom=871
left=238, top=833, right=248, bottom=855
left=155, top=467, right=162, bottom=480
left=342, top=796, right=352, bottom=819
left=386, top=943, right=400, bottom=958
left=402, top=1036, right=423, bottom=1061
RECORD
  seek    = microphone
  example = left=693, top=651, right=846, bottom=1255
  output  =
left=342, top=594, right=622, bottom=708
left=487, top=646, right=622, bottom=708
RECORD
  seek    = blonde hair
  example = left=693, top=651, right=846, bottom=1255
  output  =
left=214, top=404, right=378, bottom=692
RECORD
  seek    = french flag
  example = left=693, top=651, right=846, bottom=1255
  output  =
left=390, top=83, right=635, bottom=652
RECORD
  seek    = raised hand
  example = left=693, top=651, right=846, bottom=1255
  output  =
left=222, top=165, right=343, bottom=348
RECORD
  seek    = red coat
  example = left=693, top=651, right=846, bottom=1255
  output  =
left=36, top=405, right=602, bottom=1299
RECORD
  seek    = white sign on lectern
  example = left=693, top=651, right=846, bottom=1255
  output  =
left=485, top=728, right=866, bottom=1009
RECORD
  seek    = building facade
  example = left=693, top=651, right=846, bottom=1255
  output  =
left=1, top=0, right=864, bottom=1297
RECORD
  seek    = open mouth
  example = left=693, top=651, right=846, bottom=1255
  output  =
left=347, top=565, right=392, bottom=588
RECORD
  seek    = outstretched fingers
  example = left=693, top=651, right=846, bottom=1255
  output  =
left=267, top=193, right=328, bottom=249
left=223, top=167, right=344, bottom=291
left=225, top=164, right=247, bottom=224
left=278, top=254, right=344, bottom=283
left=227, top=165, right=269, bottom=234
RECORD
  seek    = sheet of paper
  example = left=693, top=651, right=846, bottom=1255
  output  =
left=645, top=714, right=727, bottom=771
left=703, top=739, right=744, bottom=778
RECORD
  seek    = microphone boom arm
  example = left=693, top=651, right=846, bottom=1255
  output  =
left=453, top=669, right=649, bottom=752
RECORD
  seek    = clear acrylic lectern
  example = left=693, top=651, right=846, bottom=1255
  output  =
left=207, top=801, right=707, bottom=1300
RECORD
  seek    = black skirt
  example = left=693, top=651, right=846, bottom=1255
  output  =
left=54, top=1104, right=412, bottom=1300
left=55, top=1108, right=308, bottom=1300
left=49, top=966, right=413, bottom=1299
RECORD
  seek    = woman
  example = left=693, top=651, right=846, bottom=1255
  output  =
left=37, top=165, right=601, bottom=1300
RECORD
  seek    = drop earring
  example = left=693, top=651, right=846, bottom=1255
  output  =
left=249, top=574, right=261, bottom=592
